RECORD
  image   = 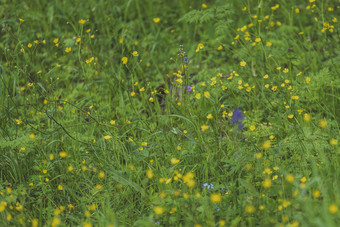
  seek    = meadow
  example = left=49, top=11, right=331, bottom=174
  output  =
left=0, top=0, right=339, bottom=226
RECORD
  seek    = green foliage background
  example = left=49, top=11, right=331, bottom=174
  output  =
left=0, top=0, right=339, bottom=226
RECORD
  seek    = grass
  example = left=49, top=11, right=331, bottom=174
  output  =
left=0, top=0, right=339, bottom=226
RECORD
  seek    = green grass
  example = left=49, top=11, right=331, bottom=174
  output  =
left=0, top=0, right=339, bottom=226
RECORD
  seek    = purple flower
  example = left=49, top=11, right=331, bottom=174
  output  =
left=183, top=57, right=188, bottom=62
left=186, top=86, right=192, bottom=92
left=231, top=109, right=244, bottom=124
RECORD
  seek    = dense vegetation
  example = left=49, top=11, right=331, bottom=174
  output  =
left=0, top=0, right=339, bottom=226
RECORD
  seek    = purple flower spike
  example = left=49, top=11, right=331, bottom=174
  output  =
left=231, top=109, right=244, bottom=124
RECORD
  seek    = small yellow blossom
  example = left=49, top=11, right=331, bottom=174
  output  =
left=153, top=18, right=160, bottom=23
left=303, top=113, right=311, bottom=122
left=255, top=153, right=262, bottom=159
left=313, top=190, right=321, bottom=198
left=65, top=47, right=71, bottom=53
left=245, top=205, right=255, bottom=213
left=98, top=171, right=105, bottom=178
left=146, top=169, right=153, bottom=179
left=78, top=19, right=86, bottom=24
left=319, top=119, right=327, bottom=128
left=210, top=193, right=222, bottom=203
left=219, top=220, right=226, bottom=226
left=154, top=206, right=164, bottom=214
left=195, top=93, right=201, bottom=99
left=95, top=184, right=103, bottom=190
left=59, top=151, right=67, bottom=158
left=83, top=222, right=92, bottom=227
left=329, top=204, right=338, bottom=214
left=32, top=219, right=39, bottom=227
left=240, top=61, right=246, bottom=67
left=104, top=135, right=112, bottom=140
left=201, top=125, right=209, bottom=131
left=330, top=139, right=338, bottom=146
left=196, top=43, right=204, bottom=52
left=262, top=178, right=272, bottom=188
left=286, top=174, right=294, bottom=183
left=122, top=57, right=128, bottom=64
left=261, top=140, right=271, bottom=150
left=171, top=158, right=180, bottom=165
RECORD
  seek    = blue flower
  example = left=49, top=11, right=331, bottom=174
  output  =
left=183, top=57, right=188, bottom=62
left=221, top=187, right=228, bottom=193
left=202, top=183, right=214, bottom=190
left=231, top=109, right=244, bottom=124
